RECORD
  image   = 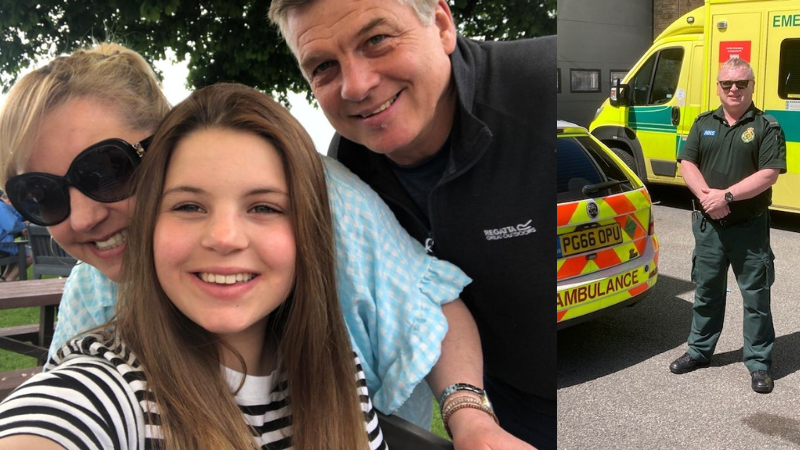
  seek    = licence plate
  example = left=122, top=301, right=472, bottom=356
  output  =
left=560, top=223, right=623, bottom=257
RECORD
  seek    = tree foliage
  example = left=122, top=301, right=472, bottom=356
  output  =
left=0, top=0, right=555, bottom=101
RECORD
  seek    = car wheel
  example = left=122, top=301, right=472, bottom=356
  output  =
left=609, top=146, right=638, bottom=176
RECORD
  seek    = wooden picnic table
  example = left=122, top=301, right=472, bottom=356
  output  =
left=0, top=278, right=65, bottom=364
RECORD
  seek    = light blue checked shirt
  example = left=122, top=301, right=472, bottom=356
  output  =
left=47, top=156, right=471, bottom=429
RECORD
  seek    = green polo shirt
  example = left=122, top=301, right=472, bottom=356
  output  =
left=678, top=103, right=786, bottom=224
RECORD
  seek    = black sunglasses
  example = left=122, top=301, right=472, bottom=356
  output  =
left=718, top=79, right=752, bottom=90
left=5, top=136, right=151, bottom=226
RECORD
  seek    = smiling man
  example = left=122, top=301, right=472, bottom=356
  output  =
left=672, top=58, right=786, bottom=394
left=269, top=0, right=555, bottom=448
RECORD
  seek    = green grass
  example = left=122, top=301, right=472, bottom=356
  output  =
left=0, top=265, right=54, bottom=371
left=0, top=306, right=40, bottom=371
left=431, top=400, right=449, bottom=439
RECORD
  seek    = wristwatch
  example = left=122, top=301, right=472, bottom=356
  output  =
left=439, top=383, right=493, bottom=409
left=725, top=191, right=734, bottom=203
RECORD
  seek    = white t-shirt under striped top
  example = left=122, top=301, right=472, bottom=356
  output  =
left=0, top=334, right=387, bottom=449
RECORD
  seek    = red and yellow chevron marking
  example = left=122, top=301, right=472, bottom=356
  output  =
left=556, top=248, right=658, bottom=325
left=557, top=188, right=652, bottom=282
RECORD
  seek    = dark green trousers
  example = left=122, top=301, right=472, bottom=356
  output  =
left=686, top=212, right=775, bottom=372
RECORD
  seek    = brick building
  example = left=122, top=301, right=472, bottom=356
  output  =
left=653, top=0, right=704, bottom=38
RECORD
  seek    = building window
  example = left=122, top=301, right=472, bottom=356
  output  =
left=779, top=39, right=800, bottom=99
left=570, top=69, right=600, bottom=93
left=609, top=70, right=628, bottom=85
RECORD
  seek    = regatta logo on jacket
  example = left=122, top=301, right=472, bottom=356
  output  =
left=484, top=220, right=535, bottom=240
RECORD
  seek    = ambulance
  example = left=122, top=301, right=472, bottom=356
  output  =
left=557, top=121, right=659, bottom=329
left=590, top=0, right=800, bottom=213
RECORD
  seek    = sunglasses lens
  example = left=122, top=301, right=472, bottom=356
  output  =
left=6, top=175, right=69, bottom=226
left=719, top=80, right=750, bottom=90
left=72, top=144, right=138, bottom=202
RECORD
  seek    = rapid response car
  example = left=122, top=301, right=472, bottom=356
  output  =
left=557, top=121, right=659, bottom=329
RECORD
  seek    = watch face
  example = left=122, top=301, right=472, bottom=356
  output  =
left=725, top=192, right=733, bottom=202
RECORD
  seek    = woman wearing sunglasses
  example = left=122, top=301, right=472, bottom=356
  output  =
left=0, top=82, right=385, bottom=449
left=0, top=43, right=486, bottom=434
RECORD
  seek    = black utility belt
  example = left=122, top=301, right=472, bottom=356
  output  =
left=702, top=211, right=764, bottom=227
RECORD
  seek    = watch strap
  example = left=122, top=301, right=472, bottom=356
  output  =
left=725, top=191, right=734, bottom=203
left=439, top=383, right=485, bottom=406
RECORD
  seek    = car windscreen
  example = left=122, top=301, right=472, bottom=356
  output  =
left=557, top=136, right=635, bottom=203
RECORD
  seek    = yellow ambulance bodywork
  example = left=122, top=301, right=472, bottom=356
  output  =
left=590, top=0, right=800, bottom=214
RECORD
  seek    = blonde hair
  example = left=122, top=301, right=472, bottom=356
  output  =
left=268, top=0, right=438, bottom=36
left=116, top=83, right=369, bottom=449
left=719, top=57, right=755, bottom=81
left=0, top=42, right=170, bottom=186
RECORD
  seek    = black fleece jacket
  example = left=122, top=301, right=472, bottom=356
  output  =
left=330, top=35, right=556, bottom=414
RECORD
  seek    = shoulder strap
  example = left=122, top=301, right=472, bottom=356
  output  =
left=696, top=110, right=714, bottom=119
left=761, top=113, right=781, bottom=128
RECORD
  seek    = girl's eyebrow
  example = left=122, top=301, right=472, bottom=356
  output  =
left=162, top=186, right=289, bottom=197
left=162, top=186, right=205, bottom=197
left=244, top=188, right=290, bottom=197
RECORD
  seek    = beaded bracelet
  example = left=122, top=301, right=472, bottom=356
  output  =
left=442, top=394, right=483, bottom=413
left=442, top=401, right=500, bottom=438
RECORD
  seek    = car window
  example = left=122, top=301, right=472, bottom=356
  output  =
left=557, top=136, right=635, bottom=203
left=628, top=47, right=684, bottom=106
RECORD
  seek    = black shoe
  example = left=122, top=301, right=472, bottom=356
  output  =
left=669, top=353, right=710, bottom=374
left=751, top=370, right=774, bottom=394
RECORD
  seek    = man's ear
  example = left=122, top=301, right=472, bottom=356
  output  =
left=433, top=0, right=457, bottom=55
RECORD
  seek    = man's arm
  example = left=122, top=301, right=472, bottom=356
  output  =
left=425, top=298, right=483, bottom=396
left=427, top=300, right=534, bottom=449
left=680, top=159, right=710, bottom=199
left=681, top=160, right=730, bottom=219
left=698, top=168, right=780, bottom=216
left=728, top=168, right=781, bottom=200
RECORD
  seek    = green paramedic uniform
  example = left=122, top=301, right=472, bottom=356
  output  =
left=678, top=103, right=786, bottom=372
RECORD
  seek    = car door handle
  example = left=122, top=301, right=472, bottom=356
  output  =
left=671, top=106, right=680, bottom=126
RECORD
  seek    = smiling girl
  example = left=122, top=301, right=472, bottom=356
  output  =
left=0, top=83, right=385, bottom=449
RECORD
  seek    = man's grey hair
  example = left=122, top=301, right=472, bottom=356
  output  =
left=718, top=57, right=755, bottom=81
left=268, top=0, right=439, bottom=37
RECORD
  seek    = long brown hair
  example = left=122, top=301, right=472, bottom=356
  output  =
left=117, top=83, right=369, bottom=449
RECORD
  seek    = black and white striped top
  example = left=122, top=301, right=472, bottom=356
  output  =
left=0, top=335, right=387, bottom=449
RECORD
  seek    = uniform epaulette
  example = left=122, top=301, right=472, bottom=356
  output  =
left=696, top=110, right=714, bottom=119
left=761, top=113, right=780, bottom=128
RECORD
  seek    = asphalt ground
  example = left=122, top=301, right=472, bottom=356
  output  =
left=558, top=184, right=800, bottom=449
